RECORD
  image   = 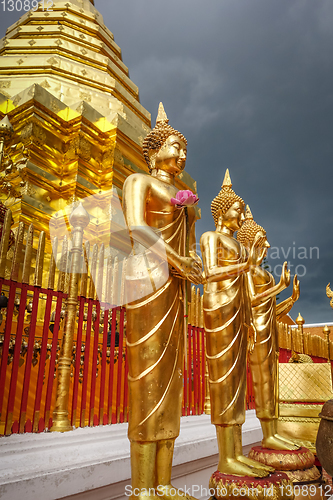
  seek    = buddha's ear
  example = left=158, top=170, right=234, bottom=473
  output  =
left=149, top=150, right=157, bottom=169
left=216, top=208, right=223, bottom=228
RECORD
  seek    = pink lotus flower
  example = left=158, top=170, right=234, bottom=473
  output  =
left=171, top=190, right=199, bottom=207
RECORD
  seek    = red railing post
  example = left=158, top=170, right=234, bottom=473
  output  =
left=71, top=296, right=85, bottom=427
left=32, top=288, right=53, bottom=432
left=116, top=307, right=125, bottom=423
left=99, top=308, right=109, bottom=425
left=80, top=298, right=93, bottom=427
left=89, top=301, right=100, bottom=426
left=4, top=283, right=26, bottom=435
left=19, top=289, right=40, bottom=433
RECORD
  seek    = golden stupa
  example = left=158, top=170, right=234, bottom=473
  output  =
left=0, top=0, right=198, bottom=246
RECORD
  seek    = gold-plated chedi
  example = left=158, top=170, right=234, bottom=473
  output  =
left=237, top=206, right=300, bottom=451
left=122, top=103, right=202, bottom=500
left=200, top=170, right=271, bottom=478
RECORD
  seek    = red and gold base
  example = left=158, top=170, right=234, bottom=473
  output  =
left=209, top=471, right=294, bottom=500
left=248, top=447, right=316, bottom=472
left=247, top=446, right=323, bottom=500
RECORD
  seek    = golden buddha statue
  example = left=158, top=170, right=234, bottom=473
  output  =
left=123, top=103, right=202, bottom=500
left=200, top=170, right=272, bottom=477
left=237, top=206, right=300, bottom=451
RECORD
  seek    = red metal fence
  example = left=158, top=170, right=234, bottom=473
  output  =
left=0, top=277, right=261, bottom=436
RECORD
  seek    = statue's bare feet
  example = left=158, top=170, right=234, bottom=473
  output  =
left=237, top=455, right=275, bottom=473
left=262, top=435, right=299, bottom=451
left=218, top=459, right=269, bottom=477
left=157, top=484, right=196, bottom=500
left=274, top=434, right=300, bottom=449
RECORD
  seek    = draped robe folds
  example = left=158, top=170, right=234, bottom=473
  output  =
left=126, top=207, right=186, bottom=442
left=203, top=238, right=249, bottom=426
left=250, top=271, right=278, bottom=420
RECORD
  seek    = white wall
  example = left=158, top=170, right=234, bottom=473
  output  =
left=0, top=411, right=262, bottom=500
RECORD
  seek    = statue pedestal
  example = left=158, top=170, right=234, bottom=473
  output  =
left=247, top=446, right=327, bottom=500
left=248, top=446, right=320, bottom=482
left=209, top=471, right=294, bottom=500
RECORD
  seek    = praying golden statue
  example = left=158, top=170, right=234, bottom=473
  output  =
left=123, top=103, right=202, bottom=500
left=200, top=169, right=272, bottom=477
left=237, top=206, right=300, bottom=451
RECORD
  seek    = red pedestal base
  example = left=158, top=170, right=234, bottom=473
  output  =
left=248, top=446, right=315, bottom=472
left=209, top=470, right=294, bottom=500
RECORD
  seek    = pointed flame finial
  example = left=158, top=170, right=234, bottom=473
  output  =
left=296, top=312, right=305, bottom=326
left=245, top=205, right=253, bottom=220
left=222, top=169, right=232, bottom=188
left=156, top=102, right=169, bottom=125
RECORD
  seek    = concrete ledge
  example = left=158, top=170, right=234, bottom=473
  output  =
left=0, top=410, right=262, bottom=500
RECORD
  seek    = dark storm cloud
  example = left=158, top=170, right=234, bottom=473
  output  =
left=0, top=0, right=332, bottom=322
left=99, top=0, right=333, bottom=323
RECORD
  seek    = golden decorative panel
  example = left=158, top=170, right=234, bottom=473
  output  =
left=279, top=363, right=333, bottom=402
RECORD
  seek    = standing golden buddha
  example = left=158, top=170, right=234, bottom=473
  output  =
left=237, top=206, right=299, bottom=450
left=200, top=170, right=271, bottom=477
left=123, top=103, right=202, bottom=500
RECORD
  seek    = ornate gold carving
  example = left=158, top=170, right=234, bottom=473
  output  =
left=21, top=182, right=36, bottom=197
left=209, top=473, right=294, bottom=500
left=46, top=57, right=59, bottom=65
left=278, top=417, right=321, bottom=423
left=283, top=465, right=320, bottom=482
left=12, top=95, right=22, bottom=106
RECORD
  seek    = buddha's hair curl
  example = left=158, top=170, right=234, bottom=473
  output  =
left=142, top=122, right=187, bottom=172
left=211, top=187, right=244, bottom=227
left=237, top=219, right=266, bottom=247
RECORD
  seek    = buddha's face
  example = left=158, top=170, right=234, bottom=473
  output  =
left=221, top=201, right=245, bottom=232
left=154, top=134, right=187, bottom=175
left=253, top=230, right=270, bottom=265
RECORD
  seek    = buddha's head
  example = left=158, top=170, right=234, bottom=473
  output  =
left=143, top=103, right=187, bottom=175
left=237, top=205, right=270, bottom=264
left=211, top=169, right=245, bottom=233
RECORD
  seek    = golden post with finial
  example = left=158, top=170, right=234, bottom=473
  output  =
left=323, top=325, right=331, bottom=362
left=296, top=312, right=305, bottom=354
left=51, top=203, right=90, bottom=432
left=323, top=325, right=333, bottom=390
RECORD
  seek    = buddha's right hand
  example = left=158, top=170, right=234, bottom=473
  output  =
left=178, top=256, right=202, bottom=284
left=292, top=274, right=300, bottom=302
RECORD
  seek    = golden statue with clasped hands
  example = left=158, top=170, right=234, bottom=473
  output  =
left=237, top=206, right=300, bottom=451
left=123, top=103, right=202, bottom=500
left=200, top=169, right=273, bottom=477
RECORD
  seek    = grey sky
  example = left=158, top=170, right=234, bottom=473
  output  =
left=1, top=0, right=332, bottom=323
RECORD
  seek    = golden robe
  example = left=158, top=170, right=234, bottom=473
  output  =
left=203, top=236, right=249, bottom=426
left=250, top=270, right=278, bottom=420
left=126, top=208, right=185, bottom=442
